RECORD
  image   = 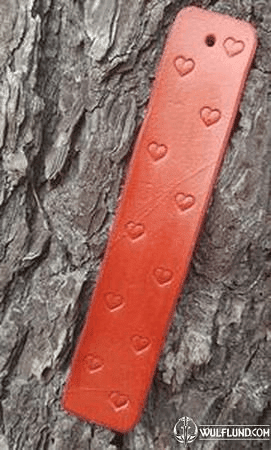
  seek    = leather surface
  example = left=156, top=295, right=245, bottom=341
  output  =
left=62, top=6, right=257, bottom=432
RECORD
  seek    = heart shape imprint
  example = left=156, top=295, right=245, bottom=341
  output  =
left=154, top=267, right=173, bottom=285
left=104, top=292, right=124, bottom=310
left=109, top=392, right=129, bottom=410
left=174, top=56, right=195, bottom=76
left=223, top=37, right=245, bottom=57
left=148, top=142, right=168, bottom=161
left=200, top=107, right=221, bottom=127
left=175, top=192, right=195, bottom=211
left=84, top=354, right=103, bottom=372
left=131, top=335, right=150, bottom=353
left=126, top=221, right=145, bottom=239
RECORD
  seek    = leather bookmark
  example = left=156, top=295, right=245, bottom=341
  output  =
left=62, top=6, right=257, bottom=432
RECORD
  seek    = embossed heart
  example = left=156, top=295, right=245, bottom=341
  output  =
left=104, top=292, right=124, bottom=310
left=126, top=221, right=145, bottom=239
left=200, top=107, right=221, bottom=127
left=175, top=192, right=195, bottom=211
left=223, top=37, right=244, bottom=57
left=109, top=392, right=129, bottom=410
left=84, top=354, right=103, bottom=372
left=154, top=267, right=173, bottom=285
left=131, top=335, right=150, bottom=352
left=148, top=142, right=168, bottom=161
left=174, top=56, right=195, bottom=76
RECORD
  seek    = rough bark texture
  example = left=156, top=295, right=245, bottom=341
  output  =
left=0, top=0, right=270, bottom=449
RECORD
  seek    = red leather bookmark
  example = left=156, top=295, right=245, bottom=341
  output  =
left=62, top=7, right=257, bottom=432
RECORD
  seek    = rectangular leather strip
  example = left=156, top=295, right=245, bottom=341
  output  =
left=62, top=6, right=257, bottom=432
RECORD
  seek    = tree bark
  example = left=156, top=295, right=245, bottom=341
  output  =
left=0, top=0, right=270, bottom=449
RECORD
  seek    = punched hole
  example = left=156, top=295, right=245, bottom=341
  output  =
left=205, top=34, right=216, bottom=47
